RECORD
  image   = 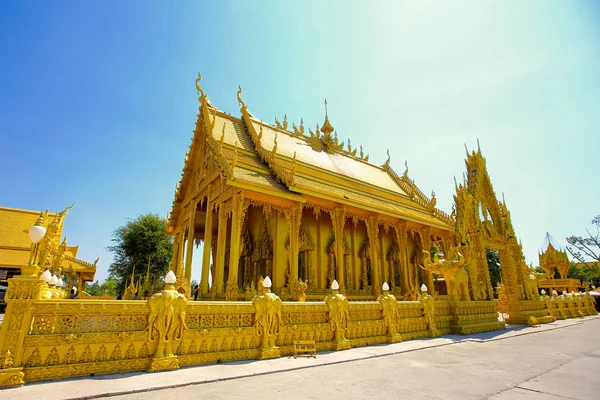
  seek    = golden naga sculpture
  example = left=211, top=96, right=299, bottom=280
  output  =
left=325, top=280, right=351, bottom=350
left=378, top=282, right=402, bottom=343
left=146, top=271, right=188, bottom=371
left=294, top=279, right=308, bottom=302
left=252, top=276, right=282, bottom=359
left=419, top=244, right=470, bottom=301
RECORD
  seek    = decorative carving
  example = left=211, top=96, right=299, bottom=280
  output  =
left=419, top=291, right=440, bottom=337
left=252, top=280, right=282, bottom=359
left=325, top=284, right=351, bottom=350
left=419, top=244, right=470, bottom=301
left=379, top=286, right=402, bottom=342
left=146, top=282, right=188, bottom=360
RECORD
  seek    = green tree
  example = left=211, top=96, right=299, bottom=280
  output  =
left=567, top=261, right=600, bottom=287
left=84, top=278, right=118, bottom=296
left=107, top=213, right=173, bottom=295
left=486, top=249, right=502, bottom=291
left=85, top=280, right=102, bottom=296
left=566, top=215, right=600, bottom=263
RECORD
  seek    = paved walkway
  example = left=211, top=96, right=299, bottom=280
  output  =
left=2, top=316, right=599, bottom=400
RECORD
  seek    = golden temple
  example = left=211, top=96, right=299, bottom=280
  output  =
left=167, top=75, right=454, bottom=302
left=0, top=75, right=595, bottom=388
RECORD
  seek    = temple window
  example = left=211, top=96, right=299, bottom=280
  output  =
left=393, top=261, right=401, bottom=287
left=298, top=251, right=307, bottom=282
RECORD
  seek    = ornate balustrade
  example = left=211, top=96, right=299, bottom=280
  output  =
left=1, top=277, right=593, bottom=388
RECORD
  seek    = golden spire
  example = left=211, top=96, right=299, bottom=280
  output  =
left=320, top=99, right=334, bottom=135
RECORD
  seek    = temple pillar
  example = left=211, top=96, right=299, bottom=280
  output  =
left=201, top=199, right=213, bottom=296
left=226, top=193, right=246, bottom=300
left=184, top=201, right=197, bottom=283
left=214, top=204, right=228, bottom=295
left=330, top=207, right=346, bottom=292
left=175, top=228, right=186, bottom=277
left=287, top=204, right=302, bottom=296
left=396, top=224, right=409, bottom=295
left=423, top=231, right=435, bottom=292
left=366, top=215, right=380, bottom=296
left=316, top=214, right=322, bottom=289
left=380, top=232, right=387, bottom=285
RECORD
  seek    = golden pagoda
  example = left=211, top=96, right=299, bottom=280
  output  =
left=537, top=232, right=579, bottom=293
left=167, top=75, right=455, bottom=301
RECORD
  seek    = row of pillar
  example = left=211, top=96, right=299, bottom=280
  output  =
left=173, top=196, right=438, bottom=300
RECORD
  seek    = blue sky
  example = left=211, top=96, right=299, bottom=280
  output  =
left=1, top=1, right=599, bottom=283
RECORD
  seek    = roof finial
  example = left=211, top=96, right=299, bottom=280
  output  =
left=383, top=149, right=391, bottom=169
left=237, top=85, right=246, bottom=110
left=196, top=73, right=205, bottom=99
left=477, top=138, right=481, bottom=152
left=403, top=160, right=409, bottom=177
left=321, top=98, right=334, bottom=135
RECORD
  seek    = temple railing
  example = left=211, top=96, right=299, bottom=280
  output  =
left=1, top=278, right=594, bottom=387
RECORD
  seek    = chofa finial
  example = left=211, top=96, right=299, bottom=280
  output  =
left=237, top=85, right=246, bottom=110
left=195, top=73, right=205, bottom=99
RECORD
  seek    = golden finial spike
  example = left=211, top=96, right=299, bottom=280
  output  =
left=237, top=85, right=246, bottom=110
left=283, top=114, right=288, bottom=130
left=321, top=100, right=334, bottom=135
left=195, top=73, right=205, bottom=99
left=403, top=160, right=409, bottom=177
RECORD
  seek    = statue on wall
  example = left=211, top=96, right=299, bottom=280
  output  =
left=419, top=244, right=470, bottom=301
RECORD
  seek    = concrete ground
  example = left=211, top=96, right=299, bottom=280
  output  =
left=2, top=316, right=599, bottom=400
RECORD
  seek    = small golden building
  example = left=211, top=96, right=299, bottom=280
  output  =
left=0, top=206, right=97, bottom=291
left=537, top=233, right=579, bottom=293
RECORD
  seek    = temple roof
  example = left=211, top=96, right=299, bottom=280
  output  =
left=169, top=81, right=454, bottom=230
left=0, top=206, right=97, bottom=278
